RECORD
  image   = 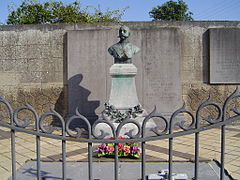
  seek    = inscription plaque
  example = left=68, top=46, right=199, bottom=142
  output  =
left=210, top=28, right=240, bottom=84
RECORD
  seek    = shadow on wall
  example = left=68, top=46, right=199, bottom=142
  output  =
left=54, top=74, right=100, bottom=128
left=53, top=33, right=100, bottom=129
left=66, top=74, right=100, bottom=128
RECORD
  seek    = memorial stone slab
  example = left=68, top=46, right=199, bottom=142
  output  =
left=210, top=28, right=240, bottom=84
left=67, top=27, right=182, bottom=121
left=141, top=28, right=182, bottom=117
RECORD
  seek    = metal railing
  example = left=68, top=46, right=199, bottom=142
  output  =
left=0, top=87, right=240, bottom=180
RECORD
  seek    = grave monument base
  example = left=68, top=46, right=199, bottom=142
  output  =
left=94, top=110, right=157, bottom=138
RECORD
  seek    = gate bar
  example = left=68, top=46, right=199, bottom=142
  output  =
left=62, top=140, right=66, bottom=180
left=36, top=136, right=41, bottom=180
left=36, top=114, right=40, bottom=180
left=88, top=143, right=93, bottom=180
left=194, top=132, right=199, bottom=180
left=114, top=144, right=119, bottom=180
left=10, top=129, right=16, bottom=180
left=141, top=141, right=146, bottom=180
left=220, top=125, right=225, bottom=180
left=168, top=137, right=173, bottom=180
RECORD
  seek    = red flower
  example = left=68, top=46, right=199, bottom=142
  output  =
left=126, top=142, right=135, bottom=145
left=118, top=136, right=126, bottom=139
left=118, top=143, right=124, bottom=150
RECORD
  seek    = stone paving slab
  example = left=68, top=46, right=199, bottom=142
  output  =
left=0, top=126, right=240, bottom=180
left=14, top=161, right=231, bottom=180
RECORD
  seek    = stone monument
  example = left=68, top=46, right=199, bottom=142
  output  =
left=103, top=25, right=144, bottom=122
left=95, top=26, right=156, bottom=136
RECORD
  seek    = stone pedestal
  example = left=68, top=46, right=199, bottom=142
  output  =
left=96, top=63, right=157, bottom=137
left=109, top=63, right=139, bottom=110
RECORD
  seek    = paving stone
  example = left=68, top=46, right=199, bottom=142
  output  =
left=0, top=168, right=11, bottom=180
left=225, top=164, right=239, bottom=172
left=231, top=172, right=240, bottom=180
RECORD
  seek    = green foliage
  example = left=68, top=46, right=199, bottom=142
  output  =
left=7, top=0, right=128, bottom=25
left=149, top=0, right=193, bottom=21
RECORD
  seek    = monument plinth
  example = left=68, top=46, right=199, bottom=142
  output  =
left=109, top=63, right=139, bottom=110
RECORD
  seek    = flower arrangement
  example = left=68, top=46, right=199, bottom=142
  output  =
left=96, top=136, right=140, bottom=158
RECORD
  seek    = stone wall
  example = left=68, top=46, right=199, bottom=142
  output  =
left=0, top=21, right=240, bottom=122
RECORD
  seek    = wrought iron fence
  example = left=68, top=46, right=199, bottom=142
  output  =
left=0, top=87, right=240, bottom=180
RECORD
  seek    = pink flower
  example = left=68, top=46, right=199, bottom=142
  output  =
left=106, top=145, right=114, bottom=152
left=123, top=145, right=130, bottom=154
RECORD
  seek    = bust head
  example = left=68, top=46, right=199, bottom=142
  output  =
left=118, top=25, right=130, bottom=41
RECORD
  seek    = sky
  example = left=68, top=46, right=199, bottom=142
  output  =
left=0, top=0, right=240, bottom=24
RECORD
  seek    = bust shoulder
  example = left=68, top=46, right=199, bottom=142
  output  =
left=108, top=42, right=140, bottom=61
left=108, top=43, right=121, bottom=58
left=126, top=43, right=140, bottom=54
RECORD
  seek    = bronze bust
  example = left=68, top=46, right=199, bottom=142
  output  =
left=108, top=26, right=140, bottom=64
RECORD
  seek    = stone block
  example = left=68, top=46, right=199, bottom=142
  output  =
left=17, top=30, right=51, bottom=45
left=2, top=59, right=28, bottom=72
left=41, top=60, right=55, bottom=73
left=182, top=56, right=195, bottom=71
left=16, top=44, right=51, bottom=59
left=20, top=71, right=43, bottom=83
left=0, top=45, right=16, bottom=60
left=209, top=28, right=240, bottom=84
left=51, top=44, right=63, bottom=58
left=49, top=30, right=65, bottom=44
left=181, top=30, right=195, bottom=57
left=54, top=71, right=63, bottom=83
left=53, top=57, right=64, bottom=72
left=1, top=32, right=19, bottom=46
left=28, top=59, right=44, bottom=71
left=40, top=71, right=56, bottom=83
left=0, top=72, right=20, bottom=86
left=15, top=45, right=28, bottom=59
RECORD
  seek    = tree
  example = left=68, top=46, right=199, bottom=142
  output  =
left=7, top=0, right=128, bottom=25
left=149, top=0, right=193, bottom=21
